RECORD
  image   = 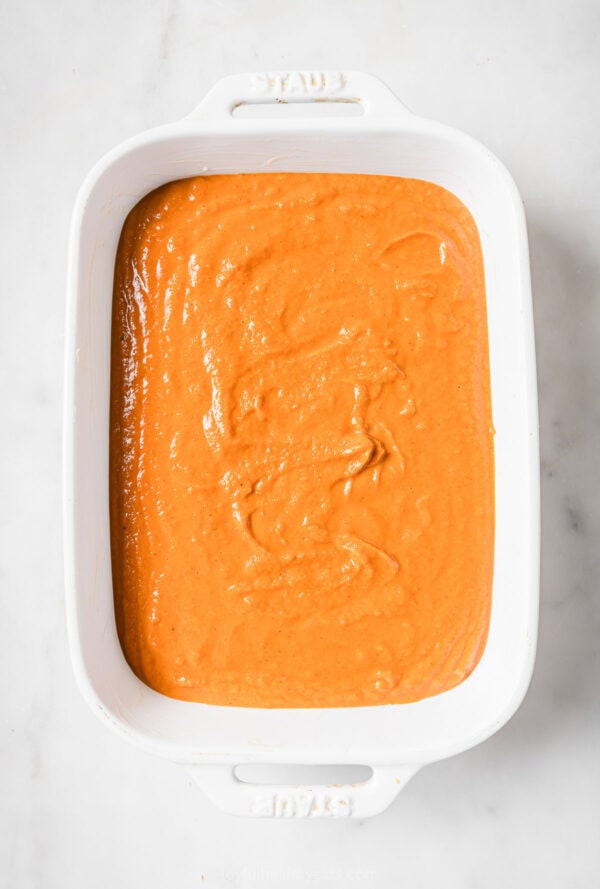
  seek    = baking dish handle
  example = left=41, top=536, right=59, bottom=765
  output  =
left=188, top=763, right=420, bottom=818
left=188, top=70, right=412, bottom=120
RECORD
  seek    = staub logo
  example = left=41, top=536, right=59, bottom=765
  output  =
left=251, top=71, right=346, bottom=96
left=250, top=788, right=353, bottom=817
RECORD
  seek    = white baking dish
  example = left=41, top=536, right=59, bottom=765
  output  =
left=64, top=71, right=539, bottom=818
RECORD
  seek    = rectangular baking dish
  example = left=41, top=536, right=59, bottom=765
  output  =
left=64, top=71, right=539, bottom=818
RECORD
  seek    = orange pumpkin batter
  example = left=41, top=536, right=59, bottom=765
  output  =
left=110, top=173, right=494, bottom=708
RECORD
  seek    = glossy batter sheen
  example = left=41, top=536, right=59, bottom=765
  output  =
left=110, top=172, right=494, bottom=708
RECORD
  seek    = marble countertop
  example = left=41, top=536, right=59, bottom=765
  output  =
left=2, top=0, right=599, bottom=886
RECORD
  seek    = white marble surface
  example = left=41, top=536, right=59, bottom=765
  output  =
left=2, top=0, right=599, bottom=885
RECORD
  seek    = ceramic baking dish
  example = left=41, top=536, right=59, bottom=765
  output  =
left=64, top=71, right=539, bottom=818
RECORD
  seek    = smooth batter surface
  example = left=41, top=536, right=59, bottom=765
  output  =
left=110, top=173, right=494, bottom=708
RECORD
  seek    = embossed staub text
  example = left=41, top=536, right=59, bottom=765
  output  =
left=250, top=71, right=346, bottom=96
left=250, top=788, right=353, bottom=817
